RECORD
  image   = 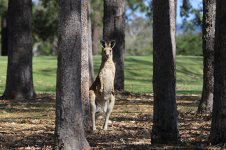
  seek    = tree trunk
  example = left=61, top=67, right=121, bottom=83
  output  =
left=1, top=16, right=8, bottom=56
left=210, top=0, right=226, bottom=145
left=197, top=0, right=216, bottom=114
left=103, top=0, right=125, bottom=91
left=88, top=0, right=94, bottom=86
left=55, top=0, right=90, bottom=149
left=91, top=24, right=100, bottom=55
left=151, top=0, right=179, bottom=144
left=81, top=0, right=92, bottom=131
left=2, top=0, right=35, bottom=100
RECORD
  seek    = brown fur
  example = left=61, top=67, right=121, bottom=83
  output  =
left=89, top=40, right=116, bottom=130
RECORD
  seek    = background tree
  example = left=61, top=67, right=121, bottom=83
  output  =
left=32, top=0, right=57, bottom=55
left=88, top=0, right=94, bottom=85
left=91, top=0, right=151, bottom=56
left=180, top=0, right=203, bottom=32
left=33, top=0, right=57, bottom=42
left=176, top=32, right=202, bottom=56
left=125, top=0, right=153, bottom=56
left=126, top=0, right=152, bottom=20
left=151, top=0, right=179, bottom=144
left=126, top=16, right=153, bottom=56
left=2, top=0, right=36, bottom=100
left=103, top=0, right=125, bottom=91
left=90, top=0, right=103, bottom=55
left=1, top=14, right=7, bottom=56
left=0, top=0, right=7, bottom=19
left=0, top=0, right=8, bottom=56
left=197, top=0, right=216, bottom=114
left=81, top=0, right=92, bottom=131
left=210, top=0, right=226, bottom=145
left=176, top=0, right=203, bottom=56
left=55, top=0, right=90, bottom=149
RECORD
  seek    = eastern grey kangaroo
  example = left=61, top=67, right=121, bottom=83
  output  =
left=89, top=40, right=116, bottom=130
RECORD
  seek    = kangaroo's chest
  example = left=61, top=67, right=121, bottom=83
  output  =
left=100, top=63, right=115, bottom=92
left=100, top=65, right=114, bottom=83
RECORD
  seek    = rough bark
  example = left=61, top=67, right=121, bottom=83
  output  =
left=55, top=0, right=90, bottom=149
left=197, top=0, right=216, bottom=114
left=210, top=0, right=226, bottom=145
left=2, top=0, right=35, bottom=100
left=151, top=0, right=179, bottom=144
left=103, top=0, right=125, bottom=91
left=1, top=16, right=8, bottom=56
left=81, top=0, right=92, bottom=131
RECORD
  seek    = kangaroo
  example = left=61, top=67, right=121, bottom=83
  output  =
left=89, top=40, right=116, bottom=130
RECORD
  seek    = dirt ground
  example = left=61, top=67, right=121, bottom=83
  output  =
left=0, top=93, right=225, bottom=150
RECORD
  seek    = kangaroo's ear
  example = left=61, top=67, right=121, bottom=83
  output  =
left=110, top=40, right=116, bottom=48
left=100, top=40, right=105, bottom=48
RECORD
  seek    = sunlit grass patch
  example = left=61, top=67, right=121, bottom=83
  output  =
left=0, top=55, right=203, bottom=94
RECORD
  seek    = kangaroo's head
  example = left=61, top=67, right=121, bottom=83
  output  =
left=100, top=40, right=116, bottom=61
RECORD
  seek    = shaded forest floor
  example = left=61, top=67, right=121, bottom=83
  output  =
left=0, top=93, right=224, bottom=149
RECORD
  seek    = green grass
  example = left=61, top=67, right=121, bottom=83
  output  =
left=0, top=56, right=57, bottom=94
left=0, top=55, right=203, bottom=95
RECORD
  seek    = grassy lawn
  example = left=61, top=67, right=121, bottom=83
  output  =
left=0, top=55, right=203, bottom=95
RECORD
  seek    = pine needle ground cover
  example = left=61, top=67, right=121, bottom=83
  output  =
left=0, top=55, right=203, bottom=95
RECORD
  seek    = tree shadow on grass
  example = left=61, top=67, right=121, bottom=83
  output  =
left=34, top=68, right=56, bottom=77
left=177, top=90, right=201, bottom=95
left=125, top=57, right=153, bottom=67
left=176, top=63, right=202, bottom=77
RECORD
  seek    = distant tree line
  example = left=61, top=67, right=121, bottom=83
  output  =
left=0, top=0, right=203, bottom=56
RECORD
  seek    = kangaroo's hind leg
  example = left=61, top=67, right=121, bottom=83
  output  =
left=103, top=94, right=115, bottom=130
left=90, top=90, right=97, bottom=131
